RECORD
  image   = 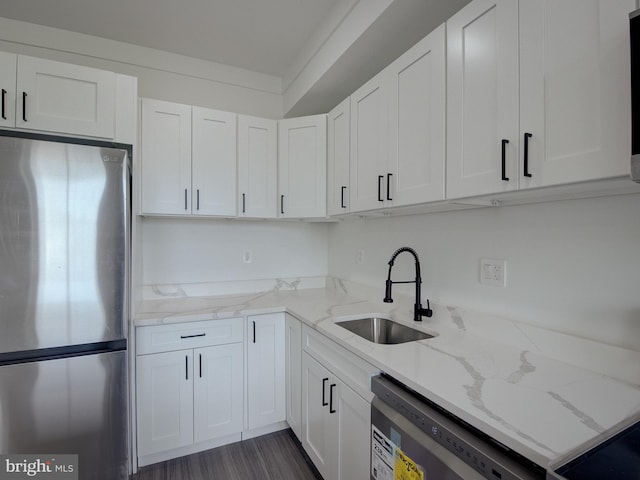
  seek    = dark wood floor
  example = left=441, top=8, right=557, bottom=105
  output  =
left=131, top=429, right=323, bottom=480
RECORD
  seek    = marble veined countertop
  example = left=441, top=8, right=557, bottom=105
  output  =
left=135, top=277, right=640, bottom=470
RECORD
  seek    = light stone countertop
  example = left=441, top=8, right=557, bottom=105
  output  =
left=135, top=277, right=640, bottom=470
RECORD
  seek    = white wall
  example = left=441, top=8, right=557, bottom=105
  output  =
left=142, top=217, right=329, bottom=285
left=328, top=193, right=640, bottom=352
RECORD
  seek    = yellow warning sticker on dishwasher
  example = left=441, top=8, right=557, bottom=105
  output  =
left=372, top=425, right=425, bottom=480
left=394, top=448, right=424, bottom=480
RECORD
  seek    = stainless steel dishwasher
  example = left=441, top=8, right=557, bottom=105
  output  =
left=371, top=374, right=545, bottom=480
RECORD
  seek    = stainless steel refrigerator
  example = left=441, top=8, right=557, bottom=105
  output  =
left=0, top=131, right=130, bottom=479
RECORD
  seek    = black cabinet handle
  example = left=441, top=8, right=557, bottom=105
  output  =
left=185, top=356, right=189, bottom=380
left=252, top=321, right=256, bottom=343
left=386, top=173, right=393, bottom=201
left=22, top=92, right=27, bottom=122
left=377, top=175, right=384, bottom=202
left=242, top=193, right=246, bottom=213
left=523, top=132, right=532, bottom=178
left=180, top=333, right=206, bottom=339
left=184, top=189, right=188, bottom=210
left=501, top=139, right=509, bottom=181
left=340, top=186, right=346, bottom=209
left=280, top=194, right=285, bottom=215
left=199, top=354, right=202, bottom=378
left=329, top=383, right=336, bottom=413
left=322, top=378, right=329, bottom=406
left=1, top=89, right=6, bottom=120
left=196, top=189, right=200, bottom=210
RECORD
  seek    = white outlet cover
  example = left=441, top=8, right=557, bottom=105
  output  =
left=480, top=258, right=506, bottom=287
left=243, top=249, right=253, bottom=264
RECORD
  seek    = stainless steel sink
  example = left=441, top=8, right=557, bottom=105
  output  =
left=336, top=317, right=434, bottom=344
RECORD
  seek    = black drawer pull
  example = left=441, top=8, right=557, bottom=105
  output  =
left=386, top=173, right=393, bottom=201
left=253, top=321, right=256, bottom=343
left=199, top=354, right=202, bottom=378
left=329, top=383, right=336, bottom=413
left=281, top=194, right=285, bottom=215
left=501, top=139, right=509, bottom=181
left=1, top=89, right=6, bottom=120
left=22, top=92, right=27, bottom=122
left=180, top=333, right=206, bottom=339
left=523, top=132, right=532, bottom=178
left=377, top=175, right=384, bottom=202
left=242, top=193, right=246, bottom=213
left=185, top=356, right=188, bottom=380
left=341, top=186, right=346, bottom=209
left=322, top=378, right=329, bottom=406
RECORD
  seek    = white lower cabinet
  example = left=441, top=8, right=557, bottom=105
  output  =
left=301, top=326, right=378, bottom=480
left=135, top=317, right=244, bottom=466
left=246, top=313, right=286, bottom=431
left=285, top=314, right=302, bottom=440
left=136, top=349, right=195, bottom=455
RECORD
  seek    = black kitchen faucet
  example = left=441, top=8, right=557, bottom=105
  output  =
left=383, top=247, right=433, bottom=321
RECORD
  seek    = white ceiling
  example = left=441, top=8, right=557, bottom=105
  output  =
left=0, top=0, right=472, bottom=115
left=0, top=0, right=342, bottom=77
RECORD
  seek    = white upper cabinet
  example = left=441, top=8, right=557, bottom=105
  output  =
left=446, top=0, right=520, bottom=199
left=141, top=99, right=192, bottom=215
left=237, top=115, right=278, bottom=218
left=0, top=53, right=135, bottom=141
left=278, top=115, right=327, bottom=218
left=0, top=52, right=17, bottom=129
left=17, top=55, right=116, bottom=139
left=447, top=0, right=634, bottom=199
left=519, top=0, right=634, bottom=187
left=192, top=107, right=237, bottom=216
left=141, top=99, right=237, bottom=216
left=349, top=24, right=446, bottom=212
left=387, top=23, right=446, bottom=206
left=327, top=98, right=351, bottom=216
left=349, top=73, right=389, bottom=212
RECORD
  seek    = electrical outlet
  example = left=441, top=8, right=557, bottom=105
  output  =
left=480, top=258, right=506, bottom=287
left=356, top=249, right=365, bottom=265
left=243, top=249, right=253, bottom=264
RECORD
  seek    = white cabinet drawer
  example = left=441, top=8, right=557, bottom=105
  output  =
left=136, top=317, right=244, bottom=355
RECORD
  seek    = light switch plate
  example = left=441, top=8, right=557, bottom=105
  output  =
left=480, top=258, right=506, bottom=287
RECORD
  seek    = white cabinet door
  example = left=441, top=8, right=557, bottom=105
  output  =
left=301, top=352, right=336, bottom=480
left=193, top=343, right=244, bottom=443
left=350, top=73, right=389, bottom=211
left=519, top=0, right=634, bottom=187
left=327, top=98, right=351, bottom=215
left=246, top=313, right=286, bottom=430
left=140, top=99, right=192, bottom=215
left=446, top=0, right=519, bottom=198
left=285, top=314, right=302, bottom=440
left=0, top=52, right=16, bottom=128
left=136, top=350, right=194, bottom=456
left=388, top=24, right=446, bottom=206
left=335, top=380, right=370, bottom=480
left=237, top=115, right=278, bottom=218
left=16, top=55, right=115, bottom=138
left=278, top=115, right=327, bottom=218
left=192, top=107, right=237, bottom=216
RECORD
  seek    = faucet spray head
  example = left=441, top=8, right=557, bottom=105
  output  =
left=383, top=279, right=393, bottom=303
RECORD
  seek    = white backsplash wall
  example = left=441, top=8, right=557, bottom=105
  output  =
left=142, top=217, right=329, bottom=285
left=328, top=193, right=640, bottom=352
